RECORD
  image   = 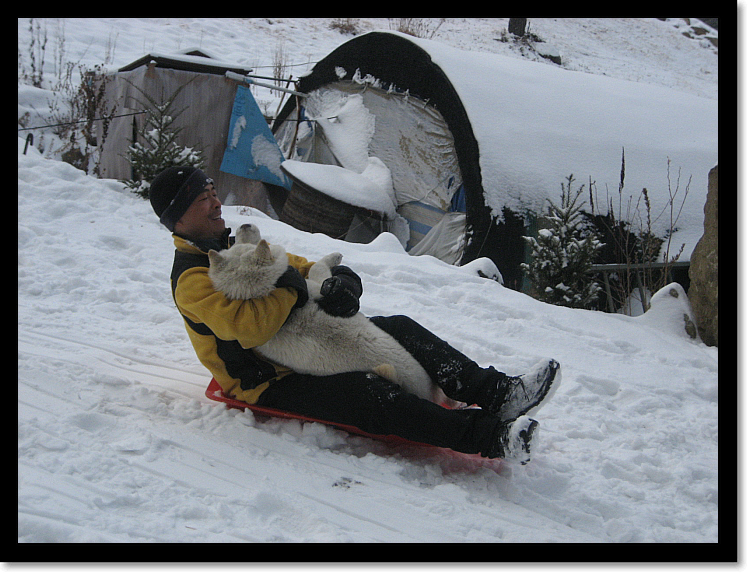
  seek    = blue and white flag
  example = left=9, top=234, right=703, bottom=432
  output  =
left=220, top=84, right=292, bottom=190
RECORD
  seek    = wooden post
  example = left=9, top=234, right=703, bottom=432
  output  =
left=508, top=18, right=528, bottom=37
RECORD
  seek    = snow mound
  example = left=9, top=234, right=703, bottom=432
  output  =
left=359, top=231, right=408, bottom=254
left=459, top=257, right=504, bottom=284
left=636, top=282, right=700, bottom=342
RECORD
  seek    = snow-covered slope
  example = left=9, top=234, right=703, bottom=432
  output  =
left=18, top=18, right=721, bottom=547
left=17, top=18, right=718, bottom=105
left=18, top=143, right=718, bottom=543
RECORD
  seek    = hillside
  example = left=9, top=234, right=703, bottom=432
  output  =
left=17, top=18, right=723, bottom=552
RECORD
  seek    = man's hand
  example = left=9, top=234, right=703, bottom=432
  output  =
left=275, top=266, right=309, bottom=309
left=317, top=266, right=363, bottom=318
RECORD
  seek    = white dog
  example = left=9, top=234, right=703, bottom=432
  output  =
left=207, top=224, right=442, bottom=403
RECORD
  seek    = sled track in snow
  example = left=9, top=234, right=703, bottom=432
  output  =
left=18, top=314, right=719, bottom=543
left=18, top=328, right=207, bottom=395
left=21, top=324, right=596, bottom=542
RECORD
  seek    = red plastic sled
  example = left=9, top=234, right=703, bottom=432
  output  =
left=204, top=378, right=505, bottom=472
left=205, top=377, right=431, bottom=447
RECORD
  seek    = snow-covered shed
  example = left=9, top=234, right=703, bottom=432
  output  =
left=96, top=49, right=284, bottom=213
left=272, top=31, right=718, bottom=289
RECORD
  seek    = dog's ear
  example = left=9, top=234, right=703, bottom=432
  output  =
left=207, top=249, right=223, bottom=267
left=254, top=240, right=274, bottom=264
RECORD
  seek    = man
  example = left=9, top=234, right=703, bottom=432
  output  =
left=150, top=166, right=560, bottom=463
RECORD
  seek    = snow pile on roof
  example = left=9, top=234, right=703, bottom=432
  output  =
left=305, top=91, right=375, bottom=173
left=400, top=32, right=718, bottom=260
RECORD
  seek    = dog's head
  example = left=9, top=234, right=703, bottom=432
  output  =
left=235, top=223, right=262, bottom=245
left=208, top=239, right=289, bottom=300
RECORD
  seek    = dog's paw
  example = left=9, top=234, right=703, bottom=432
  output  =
left=373, top=363, right=397, bottom=382
left=321, top=252, right=343, bottom=268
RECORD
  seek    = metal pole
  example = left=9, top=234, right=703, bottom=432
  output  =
left=602, top=270, right=614, bottom=313
left=225, top=71, right=308, bottom=97
left=635, top=270, right=648, bottom=314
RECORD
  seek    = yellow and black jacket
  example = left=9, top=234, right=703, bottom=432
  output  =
left=170, top=229, right=314, bottom=404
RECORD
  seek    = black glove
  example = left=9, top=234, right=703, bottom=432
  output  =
left=317, top=265, right=363, bottom=318
left=275, top=266, right=309, bottom=309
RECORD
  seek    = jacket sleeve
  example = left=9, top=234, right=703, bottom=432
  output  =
left=174, top=252, right=316, bottom=348
left=175, top=267, right=296, bottom=348
left=287, top=253, right=315, bottom=278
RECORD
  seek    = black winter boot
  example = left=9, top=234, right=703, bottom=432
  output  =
left=482, top=359, right=560, bottom=421
left=485, top=416, right=538, bottom=464
left=369, top=316, right=560, bottom=422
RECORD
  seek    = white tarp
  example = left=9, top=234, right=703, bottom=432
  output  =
left=293, top=85, right=462, bottom=212
left=407, top=212, right=467, bottom=265
left=276, top=82, right=466, bottom=258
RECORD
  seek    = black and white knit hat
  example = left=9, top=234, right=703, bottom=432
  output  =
left=149, top=166, right=214, bottom=231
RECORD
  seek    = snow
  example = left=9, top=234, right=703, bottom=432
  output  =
left=282, top=158, right=397, bottom=217
left=250, top=134, right=286, bottom=182
left=304, top=91, right=376, bottom=173
left=229, top=116, right=246, bottom=149
left=18, top=144, right=720, bottom=545
left=398, top=31, right=717, bottom=260
left=18, top=18, right=723, bottom=550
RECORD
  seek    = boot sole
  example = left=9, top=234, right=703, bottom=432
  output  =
left=519, top=418, right=538, bottom=465
left=507, top=416, right=538, bottom=465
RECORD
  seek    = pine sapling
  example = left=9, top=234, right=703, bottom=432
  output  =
left=123, top=81, right=204, bottom=198
left=522, top=174, right=604, bottom=309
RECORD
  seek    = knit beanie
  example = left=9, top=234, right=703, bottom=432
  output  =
left=149, top=166, right=214, bottom=231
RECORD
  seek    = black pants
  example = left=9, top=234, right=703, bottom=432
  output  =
left=256, top=315, right=509, bottom=457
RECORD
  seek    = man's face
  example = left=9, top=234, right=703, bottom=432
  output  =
left=174, top=183, right=225, bottom=240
